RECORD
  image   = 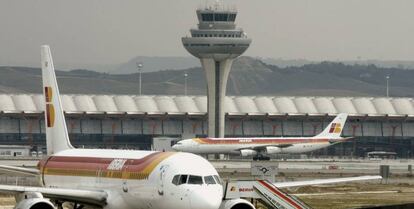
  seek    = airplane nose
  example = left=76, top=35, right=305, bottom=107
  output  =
left=190, top=186, right=222, bottom=209
left=172, top=144, right=180, bottom=151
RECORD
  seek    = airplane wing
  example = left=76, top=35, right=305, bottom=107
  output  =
left=274, top=175, right=382, bottom=188
left=0, top=185, right=107, bottom=206
left=0, top=165, right=39, bottom=176
left=238, top=144, right=293, bottom=151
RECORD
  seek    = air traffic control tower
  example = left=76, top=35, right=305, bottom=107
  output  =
left=182, top=2, right=251, bottom=137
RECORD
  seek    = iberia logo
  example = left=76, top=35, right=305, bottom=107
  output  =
left=44, top=86, right=55, bottom=127
left=329, top=123, right=341, bottom=133
left=230, top=186, right=236, bottom=192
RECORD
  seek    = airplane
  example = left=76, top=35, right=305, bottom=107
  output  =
left=0, top=46, right=380, bottom=209
left=172, top=113, right=352, bottom=160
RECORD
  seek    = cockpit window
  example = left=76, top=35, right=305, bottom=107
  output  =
left=173, top=174, right=218, bottom=186
left=204, top=176, right=216, bottom=184
left=188, top=175, right=203, bottom=185
left=213, top=175, right=222, bottom=184
left=172, top=175, right=180, bottom=185
left=178, top=175, right=188, bottom=185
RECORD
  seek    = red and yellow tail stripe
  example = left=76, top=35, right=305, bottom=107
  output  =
left=44, top=86, right=55, bottom=127
left=329, top=123, right=342, bottom=133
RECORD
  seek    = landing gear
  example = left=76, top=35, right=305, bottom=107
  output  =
left=73, top=203, right=84, bottom=209
left=56, top=201, right=85, bottom=209
left=253, top=155, right=270, bottom=161
left=55, top=201, right=63, bottom=209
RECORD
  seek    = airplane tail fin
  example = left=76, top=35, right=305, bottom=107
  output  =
left=41, top=45, right=74, bottom=155
left=315, top=113, right=348, bottom=139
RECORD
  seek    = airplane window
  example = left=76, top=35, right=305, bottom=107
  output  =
left=172, top=175, right=180, bottom=185
left=188, top=175, right=203, bottom=185
left=204, top=176, right=216, bottom=184
left=213, top=175, right=222, bottom=184
left=179, top=175, right=188, bottom=185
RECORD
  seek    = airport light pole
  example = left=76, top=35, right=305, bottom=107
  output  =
left=137, top=62, right=143, bottom=95
left=386, top=75, right=390, bottom=97
left=184, top=73, right=188, bottom=96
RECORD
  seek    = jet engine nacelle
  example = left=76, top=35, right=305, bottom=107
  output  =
left=240, top=149, right=257, bottom=157
left=14, top=198, right=55, bottom=209
left=219, top=199, right=255, bottom=209
left=266, top=146, right=282, bottom=154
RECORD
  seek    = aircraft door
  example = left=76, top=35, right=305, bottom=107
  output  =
left=157, top=165, right=169, bottom=196
left=121, top=160, right=131, bottom=193
left=95, top=166, right=103, bottom=184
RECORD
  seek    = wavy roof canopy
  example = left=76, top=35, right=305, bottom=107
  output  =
left=0, top=94, right=413, bottom=117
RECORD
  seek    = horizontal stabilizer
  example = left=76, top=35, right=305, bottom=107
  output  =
left=274, top=175, right=382, bottom=188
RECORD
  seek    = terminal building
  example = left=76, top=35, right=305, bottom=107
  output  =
left=0, top=94, right=413, bottom=158
left=0, top=94, right=414, bottom=157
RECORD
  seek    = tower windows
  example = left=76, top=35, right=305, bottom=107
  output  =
left=201, top=13, right=214, bottom=21
left=214, top=13, right=228, bottom=21
left=228, top=14, right=237, bottom=21
left=200, top=12, right=236, bottom=22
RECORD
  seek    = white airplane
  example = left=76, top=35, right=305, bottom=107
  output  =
left=173, top=114, right=351, bottom=160
left=0, top=46, right=380, bottom=209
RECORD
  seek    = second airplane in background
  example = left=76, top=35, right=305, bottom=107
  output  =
left=173, top=113, right=351, bottom=160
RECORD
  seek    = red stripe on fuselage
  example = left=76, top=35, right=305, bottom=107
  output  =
left=196, top=138, right=329, bottom=144
left=38, top=152, right=173, bottom=174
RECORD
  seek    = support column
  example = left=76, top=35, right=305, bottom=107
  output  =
left=201, top=58, right=234, bottom=138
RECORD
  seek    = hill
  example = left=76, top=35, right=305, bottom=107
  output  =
left=0, top=57, right=413, bottom=97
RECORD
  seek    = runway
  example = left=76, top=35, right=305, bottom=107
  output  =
left=213, top=158, right=414, bottom=174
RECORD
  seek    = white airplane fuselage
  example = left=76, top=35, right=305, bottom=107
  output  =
left=173, top=137, right=340, bottom=155
left=38, top=149, right=222, bottom=209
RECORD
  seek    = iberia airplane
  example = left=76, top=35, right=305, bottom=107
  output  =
left=173, top=114, right=351, bottom=160
left=0, top=46, right=380, bottom=209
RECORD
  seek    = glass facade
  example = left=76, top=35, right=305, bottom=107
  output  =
left=0, top=116, right=413, bottom=157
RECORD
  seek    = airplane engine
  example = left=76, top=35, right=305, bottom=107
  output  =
left=219, top=199, right=255, bottom=209
left=14, top=192, right=55, bottom=209
left=266, top=146, right=282, bottom=154
left=240, top=149, right=257, bottom=157
left=14, top=198, right=55, bottom=209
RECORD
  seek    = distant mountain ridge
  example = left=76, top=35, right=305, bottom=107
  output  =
left=112, top=56, right=200, bottom=74
left=108, top=56, right=414, bottom=74
left=0, top=57, right=413, bottom=97
left=262, top=58, right=414, bottom=69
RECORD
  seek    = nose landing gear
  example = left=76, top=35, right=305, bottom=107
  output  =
left=252, top=154, right=270, bottom=161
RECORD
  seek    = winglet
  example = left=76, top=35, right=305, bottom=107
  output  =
left=315, top=113, right=348, bottom=139
left=41, top=45, right=73, bottom=155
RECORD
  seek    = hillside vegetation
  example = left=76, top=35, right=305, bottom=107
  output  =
left=0, top=57, right=412, bottom=97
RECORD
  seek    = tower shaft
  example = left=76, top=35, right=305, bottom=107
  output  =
left=202, top=58, right=233, bottom=137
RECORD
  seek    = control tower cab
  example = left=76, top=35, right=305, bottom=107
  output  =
left=182, top=2, right=251, bottom=137
left=182, top=6, right=251, bottom=60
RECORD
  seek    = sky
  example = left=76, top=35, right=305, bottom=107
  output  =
left=1, top=0, right=414, bottom=68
